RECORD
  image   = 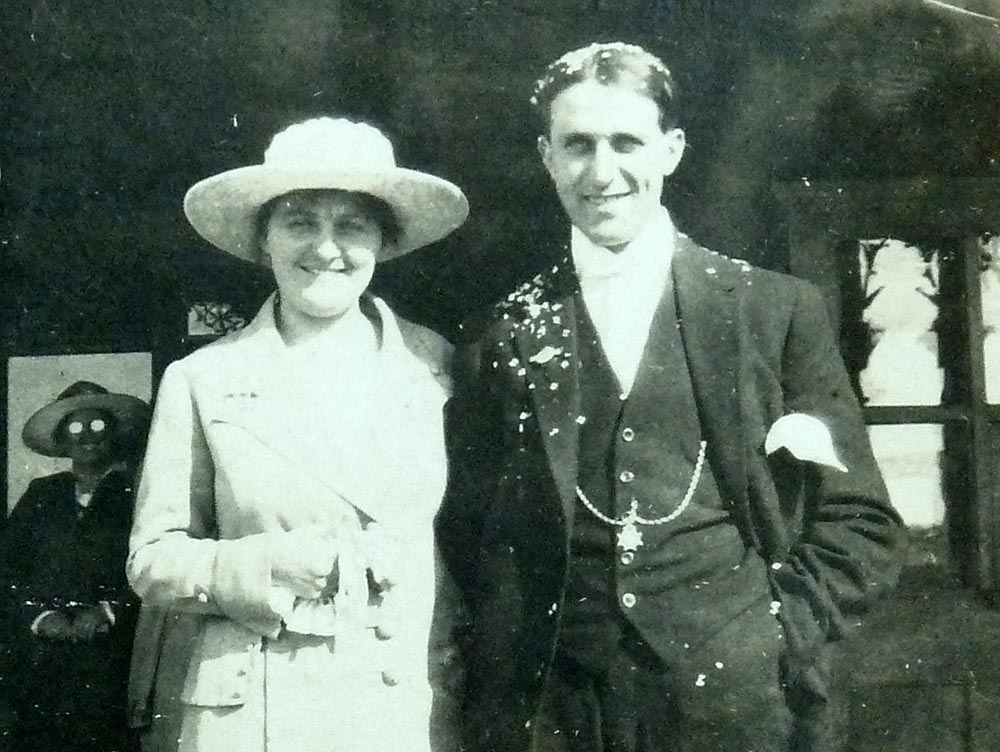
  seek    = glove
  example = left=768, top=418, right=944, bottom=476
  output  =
left=70, top=605, right=112, bottom=643
left=34, top=611, right=76, bottom=641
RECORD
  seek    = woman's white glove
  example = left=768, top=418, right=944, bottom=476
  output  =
left=268, top=526, right=340, bottom=600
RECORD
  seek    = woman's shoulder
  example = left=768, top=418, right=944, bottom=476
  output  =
left=387, top=307, right=454, bottom=388
left=166, top=303, right=273, bottom=376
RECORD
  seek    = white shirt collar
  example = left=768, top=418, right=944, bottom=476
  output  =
left=571, top=207, right=676, bottom=281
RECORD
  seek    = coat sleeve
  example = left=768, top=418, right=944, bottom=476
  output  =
left=126, top=360, right=282, bottom=637
left=0, top=478, right=60, bottom=633
left=769, top=281, right=908, bottom=683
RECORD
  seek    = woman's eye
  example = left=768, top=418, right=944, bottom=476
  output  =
left=338, top=219, right=371, bottom=235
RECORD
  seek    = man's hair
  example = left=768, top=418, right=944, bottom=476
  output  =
left=530, top=42, right=679, bottom=133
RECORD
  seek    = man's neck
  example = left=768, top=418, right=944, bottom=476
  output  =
left=576, top=207, right=672, bottom=249
left=571, top=208, right=676, bottom=274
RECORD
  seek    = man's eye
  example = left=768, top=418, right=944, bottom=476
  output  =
left=611, top=136, right=643, bottom=153
left=90, top=419, right=106, bottom=433
left=67, top=422, right=83, bottom=435
left=562, top=137, right=593, bottom=155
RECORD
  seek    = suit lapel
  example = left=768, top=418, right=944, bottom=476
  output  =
left=672, top=236, right=751, bottom=521
left=507, top=258, right=581, bottom=523
left=506, top=236, right=754, bottom=526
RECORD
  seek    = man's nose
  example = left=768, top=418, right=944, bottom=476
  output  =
left=586, top=141, right=617, bottom=185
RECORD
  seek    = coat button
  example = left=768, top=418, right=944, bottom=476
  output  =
left=622, top=592, right=637, bottom=608
left=620, top=551, right=635, bottom=565
left=619, top=470, right=635, bottom=484
left=622, top=427, right=635, bottom=442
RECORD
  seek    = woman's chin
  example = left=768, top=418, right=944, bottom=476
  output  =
left=292, top=293, right=361, bottom=321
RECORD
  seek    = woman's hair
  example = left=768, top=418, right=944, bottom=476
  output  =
left=254, top=189, right=402, bottom=261
left=530, top=42, right=680, bottom=132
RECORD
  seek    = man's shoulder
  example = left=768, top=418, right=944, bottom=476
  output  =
left=461, top=257, right=574, bottom=338
left=678, top=236, right=814, bottom=300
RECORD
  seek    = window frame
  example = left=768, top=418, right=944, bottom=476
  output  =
left=776, top=177, right=1000, bottom=592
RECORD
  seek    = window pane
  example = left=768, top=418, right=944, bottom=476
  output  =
left=853, top=239, right=943, bottom=406
left=981, top=235, right=1000, bottom=403
left=868, top=424, right=945, bottom=528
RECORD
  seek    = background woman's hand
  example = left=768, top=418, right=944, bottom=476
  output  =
left=269, top=527, right=339, bottom=599
left=34, top=611, right=76, bottom=641
left=70, top=605, right=113, bottom=642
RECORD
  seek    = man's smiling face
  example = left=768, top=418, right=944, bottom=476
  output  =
left=538, top=80, right=685, bottom=252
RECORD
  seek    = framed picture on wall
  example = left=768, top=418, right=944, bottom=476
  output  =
left=4, top=351, right=154, bottom=515
left=186, top=301, right=248, bottom=343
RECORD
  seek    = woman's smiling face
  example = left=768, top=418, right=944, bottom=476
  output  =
left=261, top=190, right=385, bottom=323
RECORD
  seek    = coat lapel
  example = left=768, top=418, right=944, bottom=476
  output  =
left=506, top=257, right=581, bottom=522
left=200, top=301, right=376, bottom=517
left=672, top=236, right=752, bottom=523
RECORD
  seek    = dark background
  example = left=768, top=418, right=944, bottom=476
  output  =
left=1, top=0, right=998, bottom=348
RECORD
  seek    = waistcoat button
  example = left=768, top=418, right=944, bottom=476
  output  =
left=622, top=427, right=635, bottom=442
left=620, top=551, right=635, bottom=565
left=619, top=470, right=635, bottom=484
left=622, top=592, right=637, bottom=608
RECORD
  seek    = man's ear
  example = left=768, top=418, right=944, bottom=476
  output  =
left=257, top=239, right=272, bottom=268
left=660, top=127, right=686, bottom=178
left=537, top=135, right=553, bottom=175
left=378, top=240, right=398, bottom=262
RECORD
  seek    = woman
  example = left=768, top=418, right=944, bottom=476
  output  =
left=1, top=381, right=148, bottom=752
left=126, top=117, right=468, bottom=752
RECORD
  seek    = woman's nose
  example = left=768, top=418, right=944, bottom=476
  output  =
left=313, top=234, right=343, bottom=260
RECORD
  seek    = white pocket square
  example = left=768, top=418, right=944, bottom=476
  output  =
left=764, top=413, right=848, bottom=473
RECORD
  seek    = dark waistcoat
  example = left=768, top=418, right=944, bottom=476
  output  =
left=558, top=282, right=771, bottom=672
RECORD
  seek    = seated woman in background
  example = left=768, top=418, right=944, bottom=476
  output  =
left=0, top=380, right=148, bottom=752
left=126, top=117, right=468, bottom=752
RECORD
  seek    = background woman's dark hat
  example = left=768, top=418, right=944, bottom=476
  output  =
left=22, top=380, right=149, bottom=457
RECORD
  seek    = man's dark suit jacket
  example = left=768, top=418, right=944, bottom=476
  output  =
left=439, top=235, right=908, bottom=752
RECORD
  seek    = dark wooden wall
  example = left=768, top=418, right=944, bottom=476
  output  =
left=2, top=0, right=998, bottom=346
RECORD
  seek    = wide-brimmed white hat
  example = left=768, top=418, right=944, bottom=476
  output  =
left=183, top=117, right=469, bottom=263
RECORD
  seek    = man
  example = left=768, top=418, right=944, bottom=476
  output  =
left=0, top=380, right=148, bottom=752
left=440, top=42, right=907, bottom=752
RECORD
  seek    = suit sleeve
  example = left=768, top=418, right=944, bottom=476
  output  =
left=437, top=324, right=510, bottom=601
left=771, top=281, right=908, bottom=668
left=126, top=360, right=283, bottom=637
